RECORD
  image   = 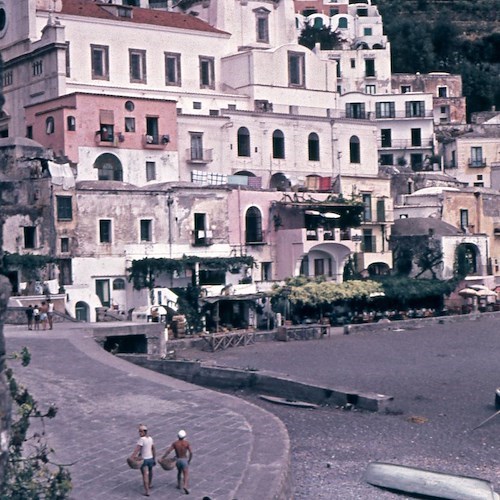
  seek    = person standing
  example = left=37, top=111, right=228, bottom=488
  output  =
left=162, top=430, right=193, bottom=494
left=25, top=305, right=34, bottom=330
left=39, top=301, right=49, bottom=331
left=47, top=299, right=54, bottom=330
left=131, top=424, right=156, bottom=497
left=33, top=305, right=40, bottom=331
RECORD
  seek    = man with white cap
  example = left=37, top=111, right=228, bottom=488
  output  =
left=132, top=424, right=156, bottom=496
left=162, top=429, right=193, bottom=494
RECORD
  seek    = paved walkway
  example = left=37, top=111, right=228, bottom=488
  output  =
left=4, top=323, right=290, bottom=500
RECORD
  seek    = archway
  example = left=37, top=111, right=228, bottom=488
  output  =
left=367, top=262, right=390, bottom=277
left=94, top=153, right=123, bottom=181
left=75, top=301, right=90, bottom=322
left=455, top=243, right=479, bottom=276
left=269, top=173, right=291, bottom=191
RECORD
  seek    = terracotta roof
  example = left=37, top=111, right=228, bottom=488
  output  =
left=51, top=0, right=227, bottom=35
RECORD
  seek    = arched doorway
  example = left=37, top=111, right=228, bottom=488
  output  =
left=367, top=262, right=390, bottom=277
left=94, top=153, right=123, bottom=181
left=455, top=243, right=479, bottom=276
left=269, top=172, right=291, bottom=191
left=75, top=301, right=90, bottom=322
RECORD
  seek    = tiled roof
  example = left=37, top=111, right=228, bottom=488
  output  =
left=51, top=0, right=227, bottom=34
left=392, top=218, right=462, bottom=237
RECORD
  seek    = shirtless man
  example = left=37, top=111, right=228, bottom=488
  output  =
left=162, top=430, right=193, bottom=494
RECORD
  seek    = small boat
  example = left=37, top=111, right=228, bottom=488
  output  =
left=495, top=387, right=500, bottom=409
left=365, top=462, right=499, bottom=500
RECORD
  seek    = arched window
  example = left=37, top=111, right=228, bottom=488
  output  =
left=349, top=136, right=360, bottom=163
left=313, top=17, right=323, bottom=29
left=45, top=116, right=55, bottom=134
left=67, top=116, right=76, bottom=131
left=237, top=127, right=250, bottom=157
left=338, top=17, right=348, bottom=29
left=94, top=153, right=123, bottom=181
left=308, top=132, right=320, bottom=161
left=272, top=130, right=285, bottom=159
left=245, top=207, right=263, bottom=243
left=113, top=278, right=126, bottom=290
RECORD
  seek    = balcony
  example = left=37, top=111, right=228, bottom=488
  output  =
left=143, top=134, right=170, bottom=149
left=468, top=158, right=487, bottom=168
left=186, top=148, right=213, bottom=164
left=192, top=230, right=213, bottom=246
left=377, top=138, right=433, bottom=149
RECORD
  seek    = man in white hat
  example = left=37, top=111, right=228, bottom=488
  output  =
left=162, top=430, right=193, bottom=494
left=131, top=424, right=156, bottom=496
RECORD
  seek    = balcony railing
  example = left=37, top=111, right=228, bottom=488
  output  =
left=143, top=134, right=170, bottom=148
left=377, top=138, right=433, bottom=149
left=192, top=230, right=213, bottom=246
left=186, top=148, right=213, bottom=164
left=468, top=158, right=487, bottom=168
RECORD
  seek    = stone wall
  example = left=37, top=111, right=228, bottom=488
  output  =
left=0, top=276, right=12, bottom=489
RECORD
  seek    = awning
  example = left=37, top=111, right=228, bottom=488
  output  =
left=201, top=293, right=265, bottom=305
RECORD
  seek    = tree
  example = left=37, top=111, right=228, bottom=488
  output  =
left=299, top=24, right=342, bottom=50
left=1, top=348, right=72, bottom=498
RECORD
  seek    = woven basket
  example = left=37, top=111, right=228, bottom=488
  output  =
left=158, top=457, right=176, bottom=471
left=127, top=456, right=144, bottom=470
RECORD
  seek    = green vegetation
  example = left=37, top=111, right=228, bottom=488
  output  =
left=377, top=0, right=500, bottom=116
left=0, top=253, right=56, bottom=282
left=2, top=348, right=72, bottom=499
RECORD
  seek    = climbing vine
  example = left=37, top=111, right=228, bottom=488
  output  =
left=1, top=253, right=57, bottom=281
left=128, top=255, right=256, bottom=290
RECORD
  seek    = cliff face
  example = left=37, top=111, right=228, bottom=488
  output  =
left=0, top=276, right=11, bottom=488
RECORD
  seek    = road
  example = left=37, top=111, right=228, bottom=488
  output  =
left=179, top=316, right=500, bottom=499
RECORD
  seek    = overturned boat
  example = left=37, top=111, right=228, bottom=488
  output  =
left=365, top=462, right=499, bottom=500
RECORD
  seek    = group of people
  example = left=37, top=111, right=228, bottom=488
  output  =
left=25, top=299, right=54, bottom=331
left=131, top=425, right=193, bottom=497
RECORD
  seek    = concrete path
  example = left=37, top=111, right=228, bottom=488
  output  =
left=4, top=323, right=290, bottom=500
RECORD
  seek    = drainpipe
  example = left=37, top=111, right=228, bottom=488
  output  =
left=474, top=191, right=481, bottom=234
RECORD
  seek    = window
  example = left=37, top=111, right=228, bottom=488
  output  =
left=261, top=262, right=272, bottom=281
left=3, top=70, right=12, bottom=87
left=364, top=27, right=372, bottom=36
left=245, top=207, right=263, bottom=243
left=350, top=136, right=361, bottom=163
left=32, top=60, right=43, bottom=76
left=125, top=100, right=135, bottom=112
left=193, top=102, right=202, bottom=110
left=65, top=42, right=71, bottom=77
left=60, top=238, right=69, bottom=253
left=470, top=147, right=484, bottom=167
left=56, top=196, right=73, bottom=220
left=165, top=52, right=181, bottom=86
left=380, top=154, right=393, bottom=165
left=365, top=84, right=376, bottom=94
left=146, top=161, right=156, bottom=181
left=99, top=220, right=112, bottom=243
left=140, top=219, right=152, bottom=242
left=460, top=209, right=469, bottom=230
left=401, top=85, right=411, bottom=93
left=99, top=109, right=114, bottom=142
left=334, top=59, right=341, bottom=78
left=438, top=86, right=447, bottom=97
left=362, top=193, right=372, bottom=221
left=190, top=133, right=204, bottom=160
left=67, top=116, right=76, bottom=131
left=237, top=127, right=250, bottom=157
left=146, top=116, right=159, bottom=144
left=346, top=103, right=365, bottom=119
left=338, top=17, right=348, bottom=29
left=24, top=227, right=36, bottom=249
left=272, top=130, right=285, bottom=159
left=365, top=59, right=375, bottom=77
left=45, top=117, right=55, bottom=134
left=350, top=58, right=356, bottom=68
left=362, top=228, right=374, bottom=252
left=411, top=128, right=422, bottom=147
left=194, top=213, right=211, bottom=245
left=406, top=101, right=425, bottom=117
left=300, top=257, right=309, bottom=276
left=129, top=49, right=147, bottom=83
left=255, top=8, right=270, bottom=43
left=26, top=126, right=33, bottom=139
left=113, top=278, right=126, bottom=290
left=314, top=259, right=325, bottom=277
left=199, top=56, right=215, bottom=89
left=288, top=52, right=305, bottom=87
left=308, top=132, right=320, bottom=161
left=381, top=129, right=392, bottom=147
left=375, top=102, right=395, bottom=118
left=91, top=45, right=109, bottom=80
left=330, top=7, right=339, bottom=16
left=95, top=279, right=110, bottom=307
left=357, top=8, right=368, bottom=16
left=376, top=199, right=386, bottom=222
left=125, top=117, right=135, bottom=132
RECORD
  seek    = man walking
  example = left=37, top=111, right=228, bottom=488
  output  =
left=25, top=304, right=34, bottom=330
left=162, top=430, right=193, bottom=494
left=131, top=424, right=156, bottom=496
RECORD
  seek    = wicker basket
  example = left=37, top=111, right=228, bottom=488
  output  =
left=158, top=457, right=176, bottom=471
left=127, top=456, right=144, bottom=469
